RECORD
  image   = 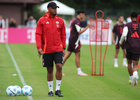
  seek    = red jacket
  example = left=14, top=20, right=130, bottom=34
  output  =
left=36, top=12, right=66, bottom=53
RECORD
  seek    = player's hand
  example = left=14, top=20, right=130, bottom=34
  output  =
left=38, top=48, right=43, bottom=55
left=112, top=40, right=115, bottom=44
left=119, top=43, right=122, bottom=47
left=63, top=49, right=65, bottom=57
left=88, top=21, right=92, bottom=27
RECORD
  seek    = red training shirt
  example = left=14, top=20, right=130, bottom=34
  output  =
left=36, top=12, right=66, bottom=53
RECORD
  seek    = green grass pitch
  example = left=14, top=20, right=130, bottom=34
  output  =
left=0, top=44, right=140, bottom=100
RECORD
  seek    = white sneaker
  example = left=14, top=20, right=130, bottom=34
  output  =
left=133, top=75, right=138, bottom=86
left=123, top=63, right=128, bottom=67
left=78, top=72, right=88, bottom=76
left=114, top=63, right=118, bottom=67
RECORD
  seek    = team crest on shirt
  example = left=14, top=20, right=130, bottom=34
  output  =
left=56, top=21, right=59, bottom=28
left=46, top=21, right=49, bottom=24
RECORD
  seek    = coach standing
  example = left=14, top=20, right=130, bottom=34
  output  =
left=35, top=2, right=66, bottom=97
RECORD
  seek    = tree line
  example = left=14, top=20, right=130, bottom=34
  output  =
left=45, top=0, right=140, bottom=10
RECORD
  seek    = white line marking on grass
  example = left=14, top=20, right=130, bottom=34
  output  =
left=6, top=44, right=33, bottom=100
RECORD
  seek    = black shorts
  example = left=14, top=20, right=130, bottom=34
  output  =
left=115, top=42, right=125, bottom=49
left=67, top=43, right=81, bottom=52
left=115, top=36, right=125, bottom=49
left=126, top=51, right=140, bottom=61
left=42, top=51, right=63, bottom=67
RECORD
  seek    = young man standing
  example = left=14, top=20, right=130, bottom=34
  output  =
left=112, top=16, right=127, bottom=67
left=36, top=2, right=66, bottom=97
left=62, top=10, right=92, bottom=76
left=119, top=12, right=140, bottom=85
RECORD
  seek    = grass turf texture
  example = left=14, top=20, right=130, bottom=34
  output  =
left=0, top=44, right=140, bottom=100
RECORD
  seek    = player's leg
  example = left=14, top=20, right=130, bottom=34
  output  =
left=122, top=49, right=127, bottom=67
left=132, top=54, right=139, bottom=85
left=126, top=51, right=133, bottom=84
left=55, top=63, right=63, bottom=95
left=114, top=49, right=119, bottom=67
left=73, top=43, right=88, bottom=76
left=62, top=51, right=72, bottom=66
left=133, top=61, right=139, bottom=73
left=122, top=44, right=127, bottom=67
left=54, top=51, right=63, bottom=97
left=127, top=59, right=133, bottom=84
left=75, top=52, right=80, bottom=69
left=62, top=44, right=73, bottom=76
left=133, top=60, right=139, bottom=85
left=47, top=67, right=54, bottom=96
left=62, top=51, right=72, bottom=76
left=114, top=38, right=120, bottom=67
left=127, top=59, right=133, bottom=76
left=43, top=53, right=54, bottom=96
left=75, top=52, right=88, bottom=76
left=126, top=51, right=139, bottom=85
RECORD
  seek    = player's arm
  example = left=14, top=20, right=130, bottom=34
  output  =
left=119, top=26, right=128, bottom=44
left=112, top=25, right=116, bottom=44
left=75, top=22, right=92, bottom=34
left=112, top=32, right=115, bottom=44
left=61, top=21, right=66, bottom=56
left=36, top=20, right=43, bottom=55
left=79, top=40, right=82, bottom=47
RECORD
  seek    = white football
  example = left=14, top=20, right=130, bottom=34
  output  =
left=15, top=85, right=21, bottom=96
left=22, top=85, right=33, bottom=96
left=6, top=86, right=17, bottom=96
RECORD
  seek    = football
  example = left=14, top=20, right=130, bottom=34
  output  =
left=15, top=85, right=21, bottom=96
left=22, top=85, right=33, bottom=96
left=6, top=86, right=17, bottom=96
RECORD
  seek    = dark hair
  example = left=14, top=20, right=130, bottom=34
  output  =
left=117, top=15, right=122, bottom=19
left=130, top=12, right=138, bottom=18
left=117, top=16, right=122, bottom=21
left=77, top=9, right=85, bottom=15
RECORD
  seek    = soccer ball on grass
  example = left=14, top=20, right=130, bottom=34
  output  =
left=6, top=86, right=17, bottom=96
left=22, top=85, right=33, bottom=96
left=14, top=85, right=21, bottom=96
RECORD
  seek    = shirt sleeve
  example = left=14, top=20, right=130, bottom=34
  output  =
left=112, top=25, right=116, bottom=33
left=119, top=26, right=128, bottom=44
left=35, top=19, right=43, bottom=49
left=61, top=21, right=66, bottom=49
left=75, top=24, right=81, bottom=32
